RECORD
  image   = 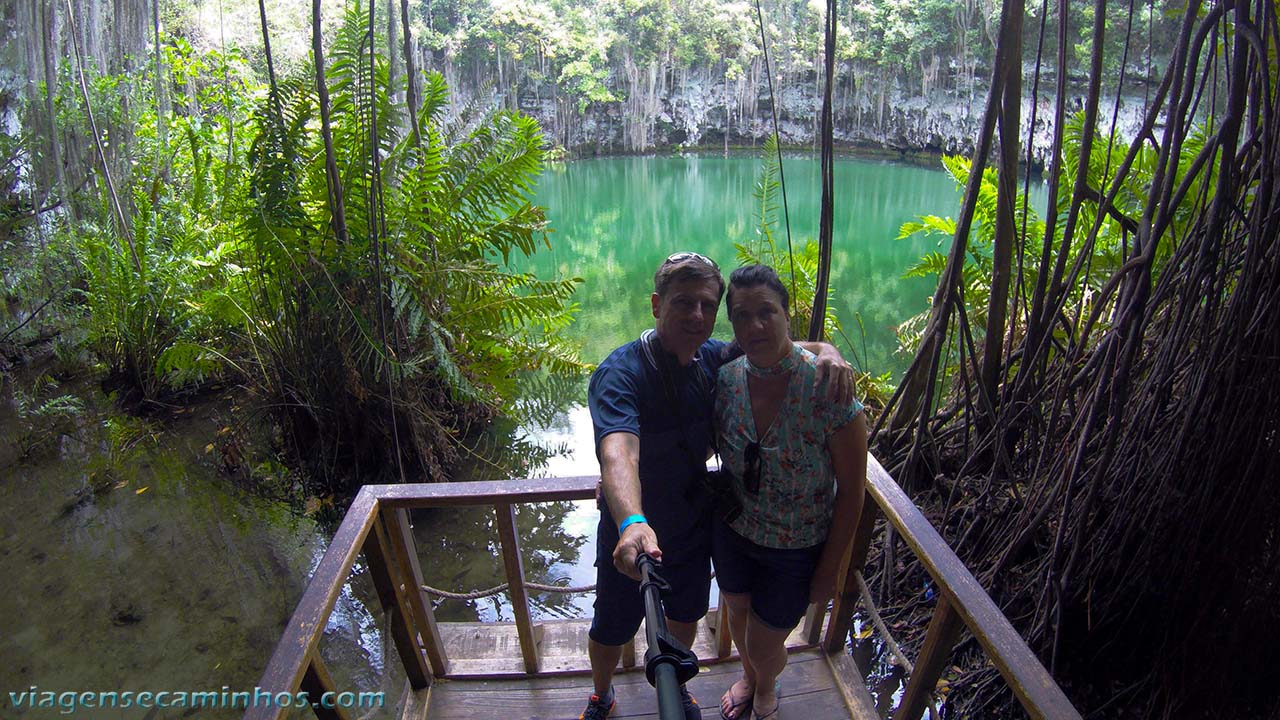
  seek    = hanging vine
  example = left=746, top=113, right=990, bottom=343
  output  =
left=867, top=0, right=1279, bottom=714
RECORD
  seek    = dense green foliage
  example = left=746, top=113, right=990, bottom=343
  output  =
left=413, top=0, right=1182, bottom=108
left=66, top=0, right=1184, bottom=160
left=5, top=1, right=583, bottom=487
left=895, top=110, right=1210, bottom=384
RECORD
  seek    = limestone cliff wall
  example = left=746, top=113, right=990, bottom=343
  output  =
left=489, top=65, right=1154, bottom=165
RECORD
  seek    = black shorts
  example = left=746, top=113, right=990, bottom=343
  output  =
left=588, top=515, right=712, bottom=646
left=712, top=518, right=823, bottom=631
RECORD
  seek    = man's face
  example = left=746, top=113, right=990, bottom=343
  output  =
left=651, top=277, right=721, bottom=363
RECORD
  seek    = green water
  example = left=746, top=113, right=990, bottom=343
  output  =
left=0, top=384, right=401, bottom=718
left=525, top=153, right=967, bottom=375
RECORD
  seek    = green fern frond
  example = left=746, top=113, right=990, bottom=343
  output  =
left=418, top=71, right=450, bottom=124
left=903, top=251, right=949, bottom=279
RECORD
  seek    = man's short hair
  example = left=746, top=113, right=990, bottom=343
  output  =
left=654, top=254, right=726, bottom=300
left=726, top=264, right=790, bottom=315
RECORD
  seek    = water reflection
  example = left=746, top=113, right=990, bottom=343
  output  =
left=412, top=502, right=595, bottom=622
left=422, top=394, right=599, bottom=622
left=0, top=383, right=339, bottom=718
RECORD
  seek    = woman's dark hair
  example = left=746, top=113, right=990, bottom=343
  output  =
left=726, top=264, right=789, bottom=316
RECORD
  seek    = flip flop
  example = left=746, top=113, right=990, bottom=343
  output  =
left=750, top=688, right=781, bottom=720
left=720, top=696, right=753, bottom=720
left=750, top=702, right=779, bottom=720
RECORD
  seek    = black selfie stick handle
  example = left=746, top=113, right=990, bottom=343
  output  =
left=637, top=552, right=700, bottom=720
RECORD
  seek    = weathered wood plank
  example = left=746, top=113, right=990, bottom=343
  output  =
left=713, top=602, right=733, bottom=659
left=825, top=498, right=881, bottom=653
left=823, top=649, right=883, bottom=720
left=395, top=681, right=431, bottom=720
left=494, top=502, right=541, bottom=674
left=373, top=477, right=598, bottom=508
left=864, top=454, right=1082, bottom=719
left=803, top=601, right=826, bottom=646
left=300, top=652, right=353, bottom=720
left=424, top=650, right=861, bottom=720
left=247, top=488, right=379, bottom=720
left=365, top=513, right=433, bottom=688
left=428, top=614, right=814, bottom=678
left=896, top=596, right=964, bottom=720
left=622, top=636, right=637, bottom=669
left=384, top=507, right=450, bottom=677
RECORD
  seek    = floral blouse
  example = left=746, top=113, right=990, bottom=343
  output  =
left=715, top=343, right=863, bottom=549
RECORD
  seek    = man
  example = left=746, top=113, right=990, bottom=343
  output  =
left=581, top=252, right=855, bottom=720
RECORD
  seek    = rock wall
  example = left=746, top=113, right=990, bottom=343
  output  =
left=499, top=65, right=1155, bottom=165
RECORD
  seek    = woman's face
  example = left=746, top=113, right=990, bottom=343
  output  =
left=728, top=284, right=791, bottom=367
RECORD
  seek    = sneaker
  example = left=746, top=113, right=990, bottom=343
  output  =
left=680, top=686, right=703, bottom=720
left=580, top=690, right=616, bottom=720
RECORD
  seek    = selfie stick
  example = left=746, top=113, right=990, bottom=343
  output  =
left=637, top=552, right=700, bottom=720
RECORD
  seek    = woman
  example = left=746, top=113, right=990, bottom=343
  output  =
left=713, top=265, right=867, bottom=720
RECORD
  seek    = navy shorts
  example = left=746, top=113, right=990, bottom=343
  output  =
left=588, top=515, right=712, bottom=646
left=712, top=518, right=823, bottom=631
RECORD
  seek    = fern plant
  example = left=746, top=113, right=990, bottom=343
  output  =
left=225, top=3, right=583, bottom=485
left=53, top=2, right=582, bottom=486
left=69, top=38, right=254, bottom=402
left=896, top=110, right=1214, bottom=385
left=12, top=376, right=84, bottom=458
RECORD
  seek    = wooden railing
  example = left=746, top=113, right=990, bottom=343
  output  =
left=821, top=456, right=1083, bottom=720
left=249, top=460, right=1081, bottom=720
left=244, top=476, right=598, bottom=720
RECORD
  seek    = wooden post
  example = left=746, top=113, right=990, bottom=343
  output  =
left=301, top=652, right=353, bottom=720
left=494, top=502, right=541, bottom=674
left=825, top=496, right=880, bottom=652
left=714, top=603, right=733, bottom=659
left=383, top=507, right=450, bottom=677
left=803, top=602, right=825, bottom=646
left=896, top=596, right=964, bottom=720
left=363, top=513, right=432, bottom=688
left=622, top=636, right=637, bottom=668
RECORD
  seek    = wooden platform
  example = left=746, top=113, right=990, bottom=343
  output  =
left=412, top=647, right=879, bottom=720
left=249, top=474, right=1081, bottom=720
left=389, top=609, right=881, bottom=719
left=431, top=609, right=815, bottom=676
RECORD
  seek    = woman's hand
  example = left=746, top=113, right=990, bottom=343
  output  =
left=811, top=414, right=869, bottom=605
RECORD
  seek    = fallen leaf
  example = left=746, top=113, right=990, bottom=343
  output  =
left=204, top=443, right=215, bottom=454
left=135, top=486, right=150, bottom=495
left=855, top=625, right=874, bottom=640
left=114, top=481, right=128, bottom=490
left=303, top=497, right=322, bottom=516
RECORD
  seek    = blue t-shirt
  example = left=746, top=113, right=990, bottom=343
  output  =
left=588, top=333, right=732, bottom=550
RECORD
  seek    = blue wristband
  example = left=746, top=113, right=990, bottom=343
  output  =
left=618, top=514, right=648, bottom=534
